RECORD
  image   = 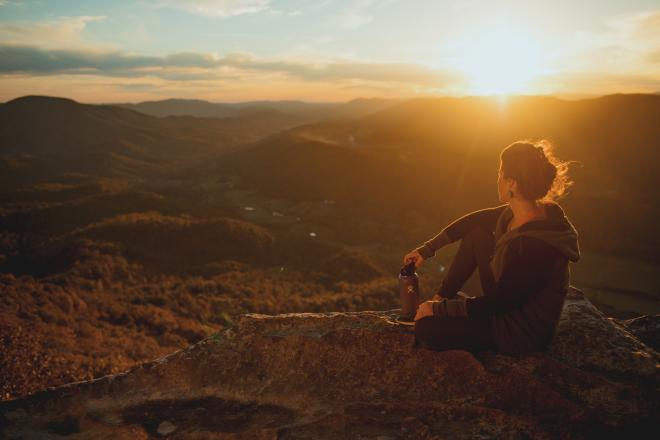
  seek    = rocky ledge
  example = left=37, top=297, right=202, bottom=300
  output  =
left=1, top=286, right=658, bottom=439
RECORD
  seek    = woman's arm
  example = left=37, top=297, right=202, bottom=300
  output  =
left=430, top=236, right=564, bottom=318
left=466, top=236, right=561, bottom=318
left=415, top=204, right=508, bottom=259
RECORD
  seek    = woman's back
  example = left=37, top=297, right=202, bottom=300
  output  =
left=489, top=246, right=570, bottom=354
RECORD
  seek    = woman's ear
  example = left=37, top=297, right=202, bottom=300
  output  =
left=509, top=178, right=518, bottom=193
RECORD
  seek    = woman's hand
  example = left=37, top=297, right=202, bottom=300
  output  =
left=403, top=249, right=425, bottom=268
left=414, top=300, right=438, bottom=321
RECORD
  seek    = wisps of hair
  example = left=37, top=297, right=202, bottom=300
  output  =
left=501, top=139, right=583, bottom=203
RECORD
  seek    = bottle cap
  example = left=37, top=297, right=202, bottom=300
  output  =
left=399, top=260, right=416, bottom=277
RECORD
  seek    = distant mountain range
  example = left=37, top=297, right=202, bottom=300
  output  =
left=0, top=95, right=315, bottom=183
left=113, top=97, right=401, bottom=122
left=1, top=93, right=659, bottom=262
left=213, top=93, right=660, bottom=260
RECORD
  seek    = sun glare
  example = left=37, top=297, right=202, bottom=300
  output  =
left=449, top=27, right=546, bottom=95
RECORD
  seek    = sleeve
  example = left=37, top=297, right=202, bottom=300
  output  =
left=464, top=236, right=561, bottom=319
left=415, top=204, right=508, bottom=259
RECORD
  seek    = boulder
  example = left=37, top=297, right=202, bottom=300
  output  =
left=614, top=314, right=660, bottom=352
left=1, top=286, right=658, bottom=439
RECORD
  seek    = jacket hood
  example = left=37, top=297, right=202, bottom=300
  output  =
left=494, top=201, right=581, bottom=263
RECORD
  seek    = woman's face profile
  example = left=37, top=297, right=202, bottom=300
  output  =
left=497, top=164, right=506, bottom=202
left=497, top=162, right=515, bottom=202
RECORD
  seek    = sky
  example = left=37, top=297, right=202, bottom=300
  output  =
left=0, top=0, right=659, bottom=103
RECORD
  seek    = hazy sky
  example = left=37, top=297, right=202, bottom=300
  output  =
left=0, top=0, right=659, bottom=103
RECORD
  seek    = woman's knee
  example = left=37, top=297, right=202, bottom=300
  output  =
left=415, top=316, right=491, bottom=351
left=414, top=316, right=440, bottom=342
left=415, top=316, right=458, bottom=351
left=415, top=316, right=453, bottom=349
left=415, top=317, right=437, bottom=349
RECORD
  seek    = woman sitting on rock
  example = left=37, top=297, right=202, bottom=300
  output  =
left=404, top=139, right=581, bottom=355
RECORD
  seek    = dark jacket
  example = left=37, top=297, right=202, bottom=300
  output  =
left=415, top=201, right=581, bottom=354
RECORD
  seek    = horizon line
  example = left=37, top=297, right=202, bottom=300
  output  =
left=4, top=91, right=660, bottom=106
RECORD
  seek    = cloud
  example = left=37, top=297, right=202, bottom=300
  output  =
left=536, top=10, right=660, bottom=94
left=0, top=43, right=464, bottom=89
left=531, top=70, right=660, bottom=95
left=0, top=16, right=106, bottom=49
left=327, top=0, right=398, bottom=30
left=607, top=9, right=660, bottom=40
left=0, top=45, right=230, bottom=81
left=645, top=49, right=660, bottom=64
left=117, top=82, right=162, bottom=91
left=334, top=12, right=373, bottom=29
left=554, top=9, right=660, bottom=73
left=153, top=0, right=271, bottom=17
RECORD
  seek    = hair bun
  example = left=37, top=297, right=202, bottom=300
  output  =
left=536, top=146, right=546, bottom=159
left=502, top=139, right=576, bottom=202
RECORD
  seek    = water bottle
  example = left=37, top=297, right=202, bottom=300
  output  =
left=398, top=260, right=420, bottom=321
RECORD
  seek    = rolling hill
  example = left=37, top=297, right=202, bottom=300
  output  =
left=0, top=95, right=309, bottom=185
left=216, top=94, right=660, bottom=262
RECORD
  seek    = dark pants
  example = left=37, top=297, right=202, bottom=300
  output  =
left=414, top=227, right=497, bottom=352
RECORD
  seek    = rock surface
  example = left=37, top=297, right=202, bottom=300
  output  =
left=614, top=314, right=660, bottom=352
left=1, top=286, right=658, bottom=439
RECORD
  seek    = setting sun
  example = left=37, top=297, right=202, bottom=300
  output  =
left=449, top=27, right=547, bottom=95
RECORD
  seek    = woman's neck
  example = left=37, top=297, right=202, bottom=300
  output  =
left=509, top=199, right=546, bottom=225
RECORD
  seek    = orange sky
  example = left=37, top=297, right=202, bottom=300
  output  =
left=0, top=1, right=659, bottom=103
